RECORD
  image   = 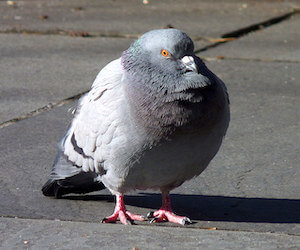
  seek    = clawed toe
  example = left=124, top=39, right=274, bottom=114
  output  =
left=149, top=210, right=192, bottom=225
left=126, top=211, right=146, bottom=221
left=102, top=211, right=144, bottom=225
left=149, top=217, right=165, bottom=223
left=146, top=193, right=192, bottom=226
left=147, top=209, right=191, bottom=225
left=147, top=211, right=155, bottom=219
left=146, top=193, right=192, bottom=225
left=103, top=193, right=191, bottom=226
left=182, top=217, right=192, bottom=225
left=102, top=195, right=145, bottom=225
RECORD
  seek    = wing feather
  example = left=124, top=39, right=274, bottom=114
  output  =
left=62, top=58, right=124, bottom=173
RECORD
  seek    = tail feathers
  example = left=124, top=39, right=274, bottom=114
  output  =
left=42, top=151, right=105, bottom=198
left=42, top=172, right=105, bottom=198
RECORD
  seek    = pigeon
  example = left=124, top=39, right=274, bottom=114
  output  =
left=42, top=28, right=230, bottom=225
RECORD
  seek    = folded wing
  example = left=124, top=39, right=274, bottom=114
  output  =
left=42, top=58, right=124, bottom=197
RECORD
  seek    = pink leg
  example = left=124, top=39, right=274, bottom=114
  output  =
left=102, top=194, right=145, bottom=225
left=147, top=192, right=191, bottom=225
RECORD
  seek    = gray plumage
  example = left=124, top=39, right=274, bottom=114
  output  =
left=42, top=29, right=230, bottom=206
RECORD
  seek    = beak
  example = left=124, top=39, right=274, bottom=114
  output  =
left=181, top=56, right=198, bottom=74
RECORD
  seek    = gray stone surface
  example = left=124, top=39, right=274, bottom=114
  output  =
left=1, top=217, right=299, bottom=250
left=200, top=14, right=300, bottom=62
left=0, top=59, right=299, bottom=234
left=0, top=34, right=135, bottom=124
left=0, top=0, right=297, bottom=38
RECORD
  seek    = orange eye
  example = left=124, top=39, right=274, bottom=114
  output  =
left=161, top=49, right=169, bottom=57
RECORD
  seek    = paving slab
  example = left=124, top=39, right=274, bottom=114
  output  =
left=0, top=0, right=297, bottom=38
left=0, top=34, right=136, bottom=124
left=1, top=217, right=299, bottom=250
left=0, top=59, right=299, bottom=235
left=200, top=14, right=300, bottom=62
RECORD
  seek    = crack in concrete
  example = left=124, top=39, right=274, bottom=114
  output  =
left=195, top=9, right=299, bottom=54
left=221, top=11, right=297, bottom=39
left=0, top=91, right=87, bottom=129
left=236, top=168, right=256, bottom=192
left=0, top=28, right=141, bottom=39
left=201, top=56, right=300, bottom=64
left=0, top=28, right=219, bottom=45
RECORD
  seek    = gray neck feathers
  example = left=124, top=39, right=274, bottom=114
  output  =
left=121, top=48, right=219, bottom=138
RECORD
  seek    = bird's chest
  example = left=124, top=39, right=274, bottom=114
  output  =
left=102, top=86, right=229, bottom=193
left=120, top=123, right=224, bottom=192
left=118, top=98, right=228, bottom=192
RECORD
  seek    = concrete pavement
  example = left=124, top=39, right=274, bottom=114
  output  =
left=0, top=0, right=299, bottom=249
left=1, top=217, right=299, bottom=249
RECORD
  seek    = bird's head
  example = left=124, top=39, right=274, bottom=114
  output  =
left=122, top=29, right=211, bottom=89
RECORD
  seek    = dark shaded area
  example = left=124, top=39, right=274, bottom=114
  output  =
left=65, top=193, right=300, bottom=224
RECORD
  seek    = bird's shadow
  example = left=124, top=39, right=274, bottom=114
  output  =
left=65, top=193, right=300, bottom=223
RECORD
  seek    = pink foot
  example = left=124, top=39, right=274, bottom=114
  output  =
left=102, top=194, right=145, bottom=225
left=147, top=193, right=192, bottom=225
